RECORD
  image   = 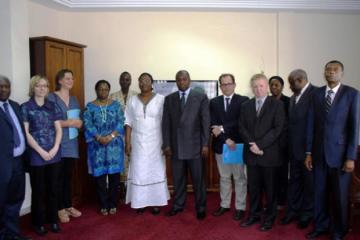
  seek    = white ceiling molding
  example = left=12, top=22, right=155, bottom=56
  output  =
left=50, top=0, right=360, bottom=11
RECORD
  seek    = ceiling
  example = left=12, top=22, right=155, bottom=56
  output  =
left=47, top=0, right=360, bottom=11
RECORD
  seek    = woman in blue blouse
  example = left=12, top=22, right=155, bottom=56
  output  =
left=21, top=75, right=63, bottom=236
left=83, top=80, right=125, bottom=215
left=48, top=69, right=82, bottom=223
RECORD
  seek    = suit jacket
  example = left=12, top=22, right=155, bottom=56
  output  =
left=306, top=84, right=360, bottom=168
left=288, top=84, right=317, bottom=161
left=210, top=94, right=249, bottom=154
left=239, top=96, right=285, bottom=167
left=162, top=89, right=210, bottom=160
left=0, top=100, right=26, bottom=183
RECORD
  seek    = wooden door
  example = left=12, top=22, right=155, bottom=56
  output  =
left=45, top=41, right=67, bottom=91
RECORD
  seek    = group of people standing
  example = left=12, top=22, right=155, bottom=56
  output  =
left=0, top=59, right=359, bottom=240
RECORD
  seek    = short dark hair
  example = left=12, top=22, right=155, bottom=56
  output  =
left=269, top=75, right=284, bottom=87
left=175, top=70, right=190, bottom=80
left=325, top=60, right=344, bottom=71
left=219, top=73, right=235, bottom=84
left=55, top=69, right=73, bottom=91
left=119, top=71, right=131, bottom=80
left=288, top=69, right=308, bottom=82
left=95, top=79, right=111, bottom=91
left=0, top=75, right=11, bottom=85
left=138, top=72, right=154, bottom=83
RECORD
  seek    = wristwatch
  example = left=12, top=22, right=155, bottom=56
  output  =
left=110, top=133, right=115, bottom=139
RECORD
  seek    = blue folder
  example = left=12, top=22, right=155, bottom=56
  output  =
left=67, top=109, right=80, bottom=139
left=222, top=143, right=244, bottom=165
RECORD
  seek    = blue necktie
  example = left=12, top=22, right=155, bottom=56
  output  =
left=325, top=90, right=333, bottom=113
left=3, top=102, right=21, bottom=147
left=225, top=97, right=230, bottom=112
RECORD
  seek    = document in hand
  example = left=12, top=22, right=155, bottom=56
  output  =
left=222, top=144, right=244, bottom=165
left=67, top=109, right=80, bottom=139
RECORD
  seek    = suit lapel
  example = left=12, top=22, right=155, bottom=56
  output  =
left=329, top=84, right=344, bottom=113
left=257, top=96, right=270, bottom=118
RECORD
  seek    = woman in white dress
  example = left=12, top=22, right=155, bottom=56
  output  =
left=125, top=73, right=169, bottom=215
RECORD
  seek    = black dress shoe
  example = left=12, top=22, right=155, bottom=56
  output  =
left=260, top=221, right=273, bottom=231
left=280, top=214, right=297, bottom=225
left=151, top=207, right=161, bottom=215
left=33, top=225, right=48, bottom=236
left=49, top=223, right=61, bottom=233
left=212, top=207, right=230, bottom=217
left=240, top=217, right=261, bottom=227
left=197, top=211, right=206, bottom=220
left=166, top=208, right=183, bottom=216
left=306, top=230, right=328, bottom=239
left=297, top=218, right=312, bottom=229
left=233, top=210, right=245, bottom=221
left=136, top=208, right=146, bottom=214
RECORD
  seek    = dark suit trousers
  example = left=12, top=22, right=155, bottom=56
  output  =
left=314, top=158, right=351, bottom=238
left=287, top=158, right=314, bottom=220
left=171, top=158, right=206, bottom=212
left=0, top=156, right=25, bottom=238
left=58, top=157, right=76, bottom=210
left=247, top=165, right=277, bottom=222
left=30, top=161, right=61, bottom=226
left=94, top=173, right=120, bottom=209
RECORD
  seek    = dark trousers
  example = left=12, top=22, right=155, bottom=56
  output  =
left=247, top=165, right=277, bottom=223
left=94, top=173, right=120, bottom=209
left=314, top=158, right=351, bottom=238
left=58, top=157, right=76, bottom=210
left=277, top=157, right=289, bottom=206
left=30, top=161, right=61, bottom=226
left=171, top=158, right=206, bottom=212
left=0, top=156, right=25, bottom=238
left=287, top=158, right=314, bottom=220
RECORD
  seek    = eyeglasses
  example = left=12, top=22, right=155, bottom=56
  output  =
left=34, top=84, right=48, bottom=88
left=220, top=83, right=234, bottom=87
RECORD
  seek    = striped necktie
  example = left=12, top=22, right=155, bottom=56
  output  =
left=325, top=89, right=333, bottom=113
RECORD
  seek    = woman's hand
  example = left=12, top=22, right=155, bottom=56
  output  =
left=39, top=149, right=51, bottom=161
left=49, top=145, right=59, bottom=159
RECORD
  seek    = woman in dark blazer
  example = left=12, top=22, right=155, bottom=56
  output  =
left=269, top=76, right=290, bottom=208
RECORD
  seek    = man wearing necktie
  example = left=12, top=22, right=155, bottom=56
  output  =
left=239, top=74, right=285, bottom=231
left=0, top=76, right=30, bottom=240
left=162, top=70, right=210, bottom=220
left=210, top=74, right=249, bottom=221
left=280, top=69, right=317, bottom=229
left=305, top=60, right=360, bottom=240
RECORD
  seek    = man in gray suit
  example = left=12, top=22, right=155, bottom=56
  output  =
left=162, top=70, right=210, bottom=220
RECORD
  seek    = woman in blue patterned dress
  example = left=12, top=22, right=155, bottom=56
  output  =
left=21, top=75, right=63, bottom=236
left=83, top=80, right=125, bottom=215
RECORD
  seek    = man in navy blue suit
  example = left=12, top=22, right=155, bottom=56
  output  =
left=305, top=60, right=360, bottom=240
left=0, top=75, right=30, bottom=240
left=281, top=69, right=316, bottom=229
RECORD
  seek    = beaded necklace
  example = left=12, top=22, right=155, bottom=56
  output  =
left=98, top=99, right=109, bottom=123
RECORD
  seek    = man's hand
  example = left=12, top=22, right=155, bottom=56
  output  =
left=211, top=125, right=222, bottom=137
left=343, top=159, right=355, bottom=173
left=201, top=146, right=209, bottom=159
left=163, top=147, right=172, bottom=161
left=304, top=155, right=313, bottom=171
left=225, top=138, right=236, bottom=150
left=249, top=142, right=263, bottom=155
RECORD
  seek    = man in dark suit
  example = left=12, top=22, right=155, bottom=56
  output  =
left=0, top=75, right=30, bottom=240
left=280, top=69, right=316, bottom=229
left=305, top=60, right=360, bottom=240
left=162, top=70, right=210, bottom=220
left=239, top=73, right=285, bottom=231
left=210, top=73, right=248, bottom=220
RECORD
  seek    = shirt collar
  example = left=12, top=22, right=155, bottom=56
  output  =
left=29, top=97, right=52, bottom=110
left=326, top=83, right=341, bottom=95
left=299, top=82, right=310, bottom=96
left=179, top=87, right=191, bottom=97
left=223, top=93, right=234, bottom=100
left=255, top=95, right=267, bottom=102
